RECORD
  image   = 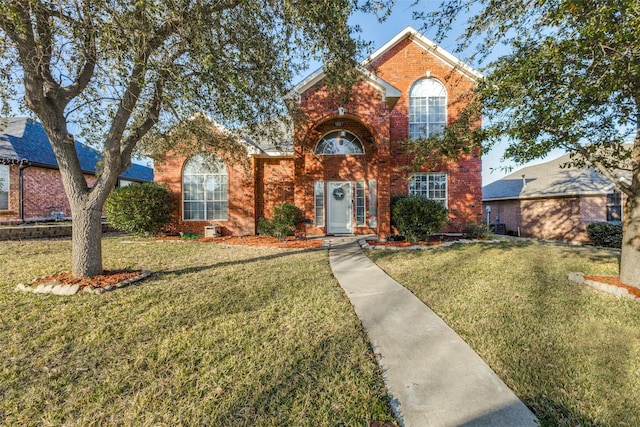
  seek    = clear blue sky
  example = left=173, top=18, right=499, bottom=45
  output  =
left=341, top=1, right=566, bottom=186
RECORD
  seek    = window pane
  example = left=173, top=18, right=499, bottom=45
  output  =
left=182, top=154, right=228, bottom=221
left=356, top=181, right=366, bottom=226
left=315, top=131, right=364, bottom=155
left=314, top=181, right=324, bottom=227
left=0, top=165, right=8, bottom=210
left=409, top=79, right=446, bottom=139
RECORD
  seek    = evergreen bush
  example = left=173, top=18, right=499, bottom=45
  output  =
left=586, top=221, right=622, bottom=248
left=105, top=183, right=172, bottom=237
left=258, top=203, right=302, bottom=241
left=391, top=195, right=448, bottom=243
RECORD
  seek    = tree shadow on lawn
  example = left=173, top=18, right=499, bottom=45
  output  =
left=155, top=246, right=327, bottom=280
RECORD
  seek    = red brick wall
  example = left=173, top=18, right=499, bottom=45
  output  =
left=21, top=166, right=97, bottom=221
left=154, top=153, right=256, bottom=236
left=255, top=157, right=295, bottom=221
left=156, top=33, right=483, bottom=238
left=484, top=195, right=613, bottom=242
left=373, top=37, right=482, bottom=232
left=295, top=35, right=482, bottom=235
left=296, top=79, right=392, bottom=236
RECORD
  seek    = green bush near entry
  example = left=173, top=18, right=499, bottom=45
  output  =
left=391, top=195, right=448, bottom=243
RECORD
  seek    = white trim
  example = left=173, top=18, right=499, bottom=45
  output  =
left=327, top=181, right=353, bottom=234
left=409, top=173, right=448, bottom=207
left=0, top=164, right=9, bottom=211
left=182, top=154, right=229, bottom=221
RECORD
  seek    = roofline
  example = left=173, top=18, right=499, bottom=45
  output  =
left=291, top=65, right=402, bottom=109
left=364, top=25, right=483, bottom=82
left=483, top=190, right=618, bottom=202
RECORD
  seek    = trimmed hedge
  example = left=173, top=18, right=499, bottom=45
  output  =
left=105, top=183, right=172, bottom=237
left=586, top=221, right=622, bottom=248
left=391, top=195, right=448, bottom=243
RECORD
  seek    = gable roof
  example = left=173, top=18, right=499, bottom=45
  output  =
left=482, top=151, right=630, bottom=201
left=366, top=26, right=483, bottom=82
left=292, top=26, right=482, bottom=104
left=0, top=117, right=153, bottom=182
left=293, top=66, right=401, bottom=110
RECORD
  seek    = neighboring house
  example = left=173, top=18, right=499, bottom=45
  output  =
left=482, top=152, right=628, bottom=242
left=155, top=26, right=483, bottom=238
left=0, top=117, right=154, bottom=224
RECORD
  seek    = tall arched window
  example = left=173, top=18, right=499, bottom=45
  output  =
left=315, top=130, right=364, bottom=155
left=409, top=78, right=447, bottom=139
left=183, top=153, right=228, bottom=220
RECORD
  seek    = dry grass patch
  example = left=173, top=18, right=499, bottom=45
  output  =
left=0, top=236, right=395, bottom=426
left=367, top=239, right=640, bottom=427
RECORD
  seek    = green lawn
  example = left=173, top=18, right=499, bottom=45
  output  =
left=367, top=239, right=640, bottom=427
left=0, top=236, right=395, bottom=426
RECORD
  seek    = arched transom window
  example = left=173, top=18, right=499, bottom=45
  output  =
left=314, top=130, right=364, bottom=155
left=182, top=153, right=228, bottom=220
left=409, top=78, right=447, bottom=139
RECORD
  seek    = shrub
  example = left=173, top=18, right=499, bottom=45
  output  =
left=258, top=203, right=302, bottom=241
left=257, top=217, right=274, bottom=236
left=464, top=222, right=494, bottom=239
left=391, top=195, right=448, bottom=243
left=586, top=221, right=622, bottom=248
left=105, top=183, right=172, bottom=237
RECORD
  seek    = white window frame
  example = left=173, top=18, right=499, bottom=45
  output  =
left=0, top=164, right=9, bottom=211
left=409, top=173, right=448, bottom=207
left=355, top=181, right=366, bottom=226
left=409, top=78, right=447, bottom=139
left=182, top=154, right=228, bottom=221
left=314, top=181, right=324, bottom=227
left=315, top=130, right=365, bottom=155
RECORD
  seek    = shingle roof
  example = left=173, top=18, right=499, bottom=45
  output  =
left=0, top=117, right=153, bottom=182
left=482, top=151, right=629, bottom=201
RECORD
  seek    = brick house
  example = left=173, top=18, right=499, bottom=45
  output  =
left=482, top=151, right=628, bottom=242
left=0, top=117, right=154, bottom=224
left=155, top=26, right=483, bottom=238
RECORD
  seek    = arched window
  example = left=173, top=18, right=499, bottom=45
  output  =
left=182, top=153, right=228, bottom=220
left=409, top=78, right=447, bottom=139
left=315, top=131, right=364, bottom=155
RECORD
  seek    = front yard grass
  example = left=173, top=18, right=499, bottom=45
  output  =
left=367, top=239, right=640, bottom=427
left=0, top=236, right=394, bottom=426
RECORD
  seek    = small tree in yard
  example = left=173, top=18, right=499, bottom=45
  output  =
left=391, top=196, right=448, bottom=243
left=0, top=0, right=388, bottom=277
left=421, top=0, right=640, bottom=288
left=105, top=183, right=172, bottom=237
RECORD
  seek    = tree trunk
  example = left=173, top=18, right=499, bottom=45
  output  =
left=620, top=191, right=640, bottom=289
left=70, top=197, right=105, bottom=277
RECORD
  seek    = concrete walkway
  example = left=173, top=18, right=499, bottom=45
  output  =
left=328, top=237, right=538, bottom=427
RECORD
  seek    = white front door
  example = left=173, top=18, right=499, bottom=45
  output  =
left=327, top=181, right=353, bottom=234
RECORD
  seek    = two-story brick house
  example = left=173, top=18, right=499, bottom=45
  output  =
left=155, top=26, right=483, bottom=238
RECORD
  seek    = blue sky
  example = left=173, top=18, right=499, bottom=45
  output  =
left=341, top=1, right=566, bottom=185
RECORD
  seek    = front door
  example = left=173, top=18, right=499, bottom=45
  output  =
left=327, top=181, right=353, bottom=234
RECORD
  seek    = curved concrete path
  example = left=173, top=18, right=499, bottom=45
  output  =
left=328, top=237, right=538, bottom=427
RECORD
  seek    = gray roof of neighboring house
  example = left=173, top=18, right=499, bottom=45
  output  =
left=0, top=117, right=153, bottom=182
left=483, top=151, right=629, bottom=201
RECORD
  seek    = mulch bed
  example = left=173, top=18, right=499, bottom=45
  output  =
left=29, top=269, right=144, bottom=290
left=584, top=274, right=640, bottom=298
